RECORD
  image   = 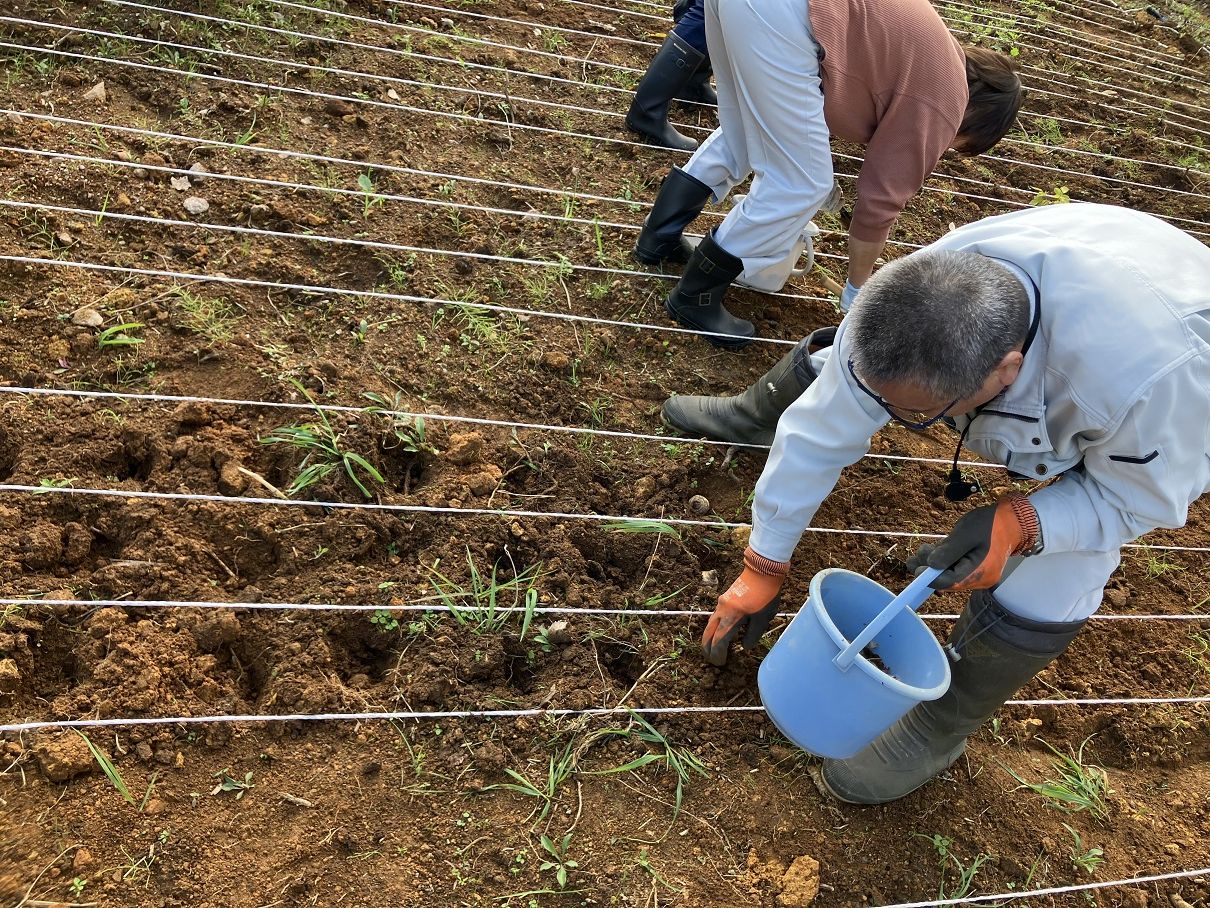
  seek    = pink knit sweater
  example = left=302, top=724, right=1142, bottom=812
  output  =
left=809, top=0, right=968, bottom=245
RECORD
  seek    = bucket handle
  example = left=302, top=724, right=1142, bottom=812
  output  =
left=833, top=567, right=943, bottom=671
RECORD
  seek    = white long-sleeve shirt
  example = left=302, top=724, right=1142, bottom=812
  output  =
left=751, top=204, right=1210, bottom=576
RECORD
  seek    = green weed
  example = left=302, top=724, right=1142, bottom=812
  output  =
left=1004, top=738, right=1112, bottom=822
left=96, top=322, right=145, bottom=349
left=259, top=384, right=385, bottom=499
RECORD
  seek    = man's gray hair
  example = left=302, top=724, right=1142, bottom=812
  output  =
left=847, top=251, right=1031, bottom=401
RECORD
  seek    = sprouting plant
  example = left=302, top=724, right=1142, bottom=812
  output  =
left=210, top=769, right=255, bottom=799
left=485, top=743, right=576, bottom=821
left=586, top=712, right=708, bottom=818
left=1004, top=737, right=1112, bottom=822
left=539, top=833, right=579, bottom=889
left=259, top=384, right=385, bottom=499
left=68, top=877, right=87, bottom=897
left=33, top=477, right=76, bottom=494
left=1063, top=823, right=1104, bottom=874
left=75, top=730, right=136, bottom=807
left=371, top=609, right=401, bottom=633
left=602, top=519, right=683, bottom=541
left=0, top=603, right=23, bottom=628
left=426, top=549, right=544, bottom=633
left=916, top=833, right=992, bottom=900
left=96, top=322, right=145, bottom=349
left=168, top=287, right=243, bottom=343
left=363, top=391, right=439, bottom=455
left=1186, top=628, right=1210, bottom=675
left=357, top=172, right=385, bottom=218
left=1029, top=185, right=1071, bottom=206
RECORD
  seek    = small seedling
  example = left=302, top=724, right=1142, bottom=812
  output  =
left=210, top=769, right=255, bottom=799
left=916, top=833, right=992, bottom=900
left=75, top=730, right=136, bottom=807
left=96, top=322, right=145, bottom=349
left=260, top=384, right=385, bottom=499
left=587, top=712, right=707, bottom=818
left=363, top=391, right=439, bottom=455
left=1063, top=823, right=1104, bottom=874
left=357, top=172, right=385, bottom=218
left=539, top=833, right=579, bottom=889
left=1029, top=185, right=1071, bottom=206
left=426, top=549, right=544, bottom=634
left=68, top=877, right=87, bottom=897
left=33, top=477, right=76, bottom=494
left=370, top=609, right=400, bottom=632
left=602, top=519, right=683, bottom=540
left=485, top=743, right=575, bottom=821
left=1004, top=737, right=1112, bottom=822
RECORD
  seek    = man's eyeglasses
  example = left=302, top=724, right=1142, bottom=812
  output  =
left=846, top=358, right=958, bottom=431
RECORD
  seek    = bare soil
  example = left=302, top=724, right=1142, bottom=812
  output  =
left=1, top=0, right=1208, bottom=906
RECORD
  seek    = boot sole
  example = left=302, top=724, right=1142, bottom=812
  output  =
left=624, top=120, right=699, bottom=153
left=665, top=300, right=754, bottom=351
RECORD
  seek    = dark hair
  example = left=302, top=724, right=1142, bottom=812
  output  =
left=954, top=47, right=1025, bottom=156
left=848, top=251, right=1031, bottom=400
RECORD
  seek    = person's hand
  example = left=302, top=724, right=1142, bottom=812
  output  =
left=701, top=547, right=789, bottom=666
left=907, top=493, right=1041, bottom=590
left=840, top=280, right=860, bottom=312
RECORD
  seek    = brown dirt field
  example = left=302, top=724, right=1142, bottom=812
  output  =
left=0, top=0, right=1208, bottom=906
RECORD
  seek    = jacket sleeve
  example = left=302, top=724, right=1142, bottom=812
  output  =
left=848, top=95, right=960, bottom=246
left=1029, top=360, right=1210, bottom=554
left=750, top=330, right=891, bottom=562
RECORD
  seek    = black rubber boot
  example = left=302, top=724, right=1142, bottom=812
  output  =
left=626, top=33, right=703, bottom=152
left=662, top=326, right=836, bottom=445
left=676, top=56, right=717, bottom=105
left=664, top=231, right=753, bottom=350
left=819, top=589, right=1087, bottom=805
left=634, top=167, right=713, bottom=266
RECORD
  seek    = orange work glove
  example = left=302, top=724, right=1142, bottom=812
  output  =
left=909, top=493, right=1041, bottom=591
left=701, top=547, right=789, bottom=666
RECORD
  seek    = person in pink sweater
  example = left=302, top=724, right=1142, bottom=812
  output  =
left=634, top=0, right=1023, bottom=349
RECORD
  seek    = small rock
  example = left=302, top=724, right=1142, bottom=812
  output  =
left=701, top=569, right=719, bottom=589
left=1103, top=588, right=1128, bottom=609
left=545, top=620, right=572, bottom=645
left=143, top=798, right=167, bottom=815
left=446, top=431, right=484, bottom=466
left=0, top=658, right=20, bottom=694
left=71, top=306, right=104, bottom=327
left=217, top=461, right=248, bottom=496
left=56, top=230, right=75, bottom=246
left=323, top=98, right=356, bottom=117
left=82, top=81, right=107, bottom=103
left=188, top=162, right=209, bottom=180
left=183, top=196, right=210, bottom=215
left=72, top=847, right=97, bottom=873
left=688, top=494, right=710, bottom=515
left=778, top=855, right=821, bottom=907
left=170, top=175, right=191, bottom=191
left=386, top=89, right=400, bottom=100
left=61, top=522, right=92, bottom=566
left=35, top=733, right=97, bottom=782
left=540, top=351, right=570, bottom=370
left=1164, top=843, right=1182, bottom=855
left=440, top=17, right=456, bottom=28
left=633, top=475, right=657, bottom=502
left=731, top=525, right=752, bottom=550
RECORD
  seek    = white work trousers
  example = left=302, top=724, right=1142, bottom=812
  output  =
left=684, top=0, right=834, bottom=291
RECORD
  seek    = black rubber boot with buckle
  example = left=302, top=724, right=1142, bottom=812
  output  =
left=625, top=33, right=704, bottom=151
left=634, top=167, right=713, bottom=266
left=818, top=589, right=1087, bottom=805
left=676, top=57, right=718, bottom=105
left=662, top=326, right=836, bottom=444
left=664, top=230, right=753, bottom=350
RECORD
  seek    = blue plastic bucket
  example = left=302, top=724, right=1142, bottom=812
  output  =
left=757, top=567, right=951, bottom=760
